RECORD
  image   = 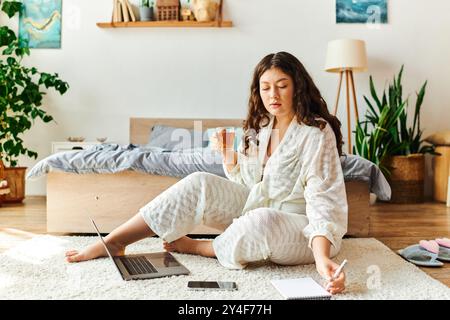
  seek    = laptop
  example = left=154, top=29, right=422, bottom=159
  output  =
left=90, top=218, right=190, bottom=281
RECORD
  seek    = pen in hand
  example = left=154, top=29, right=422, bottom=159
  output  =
left=326, top=259, right=347, bottom=290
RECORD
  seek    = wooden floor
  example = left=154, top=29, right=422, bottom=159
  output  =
left=1, top=196, right=449, bottom=287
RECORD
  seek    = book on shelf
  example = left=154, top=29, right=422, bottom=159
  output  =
left=116, top=0, right=123, bottom=22
left=124, top=0, right=136, bottom=22
left=112, top=0, right=136, bottom=23
left=113, top=0, right=122, bottom=22
left=112, top=0, right=117, bottom=22
left=120, top=0, right=130, bottom=22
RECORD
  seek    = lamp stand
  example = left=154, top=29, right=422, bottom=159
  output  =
left=333, top=70, right=359, bottom=154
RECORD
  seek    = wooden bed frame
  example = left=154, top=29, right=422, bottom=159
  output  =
left=47, top=118, right=370, bottom=237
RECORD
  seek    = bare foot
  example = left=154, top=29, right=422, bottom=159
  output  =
left=65, top=240, right=125, bottom=263
left=163, top=236, right=215, bottom=257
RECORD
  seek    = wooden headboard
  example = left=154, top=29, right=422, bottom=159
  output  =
left=130, top=118, right=244, bottom=145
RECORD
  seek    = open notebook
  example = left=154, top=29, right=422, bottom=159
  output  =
left=271, top=277, right=332, bottom=300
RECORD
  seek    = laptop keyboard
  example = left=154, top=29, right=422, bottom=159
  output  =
left=120, top=256, right=158, bottom=275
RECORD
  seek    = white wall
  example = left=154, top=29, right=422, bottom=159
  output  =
left=3, top=0, right=449, bottom=196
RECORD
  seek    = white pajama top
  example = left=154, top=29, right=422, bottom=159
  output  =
left=222, top=115, right=348, bottom=250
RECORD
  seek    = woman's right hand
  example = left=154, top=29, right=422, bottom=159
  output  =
left=315, top=257, right=346, bottom=295
left=209, top=128, right=235, bottom=154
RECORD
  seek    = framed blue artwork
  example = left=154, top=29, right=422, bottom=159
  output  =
left=336, top=0, right=388, bottom=24
left=18, top=0, right=62, bottom=48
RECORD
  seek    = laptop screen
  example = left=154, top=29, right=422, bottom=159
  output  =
left=90, top=218, right=124, bottom=277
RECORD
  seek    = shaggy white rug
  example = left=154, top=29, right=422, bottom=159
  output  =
left=0, top=235, right=449, bottom=300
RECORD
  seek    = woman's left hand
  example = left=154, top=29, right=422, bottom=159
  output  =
left=315, top=257, right=346, bottom=295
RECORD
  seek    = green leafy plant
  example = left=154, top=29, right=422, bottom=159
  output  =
left=354, top=65, right=436, bottom=177
left=0, top=1, right=69, bottom=167
left=141, top=0, right=150, bottom=7
left=395, top=68, right=435, bottom=156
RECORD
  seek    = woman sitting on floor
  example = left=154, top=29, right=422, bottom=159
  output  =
left=66, top=51, right=348, bottom=295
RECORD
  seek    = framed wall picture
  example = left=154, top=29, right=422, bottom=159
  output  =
left=336, top=0, right=388, bottom=24
left=18, top=0, right=62, bottom=48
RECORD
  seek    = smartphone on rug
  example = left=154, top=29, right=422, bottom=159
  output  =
left=187, top=281, right=238, bottom=291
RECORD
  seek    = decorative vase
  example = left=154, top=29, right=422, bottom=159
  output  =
left=3, top=166, right=27, bottom=203
left=140, top=6, right=154, bottom=21
left=192, top=0, right=217, bottom=22
left=384, top=154, right=425, bottom=204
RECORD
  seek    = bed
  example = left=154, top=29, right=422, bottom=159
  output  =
left=44, top=118, right=376, bottom=237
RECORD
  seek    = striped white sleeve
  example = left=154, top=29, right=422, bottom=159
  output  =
left=301, top=125, right=348, bottom=250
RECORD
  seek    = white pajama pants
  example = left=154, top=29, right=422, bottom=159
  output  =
left=139, top=172, right=337, bottom=269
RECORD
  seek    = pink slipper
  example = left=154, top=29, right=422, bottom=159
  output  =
left=419, top=240, right=439, bottom=254
left=435, top=238, right=450, bottom=249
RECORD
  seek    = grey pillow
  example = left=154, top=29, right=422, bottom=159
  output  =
left=148, top=125, right=207, bottom=150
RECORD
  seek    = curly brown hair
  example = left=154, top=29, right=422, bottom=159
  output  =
left=242, top=52, right=343, bottom=156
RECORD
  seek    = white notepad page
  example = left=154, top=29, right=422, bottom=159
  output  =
left=271, top=277, right=332, bottom=300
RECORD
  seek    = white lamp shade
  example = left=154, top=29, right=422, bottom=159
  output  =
left=325, top=39, right=368, bottom=73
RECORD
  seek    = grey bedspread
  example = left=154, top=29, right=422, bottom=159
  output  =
left=27, top=143, right=391, bottom=200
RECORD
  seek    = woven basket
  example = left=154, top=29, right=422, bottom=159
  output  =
left=3, top=166, right=26, bottom=203
left=384, top=154, right=425, bottom=203
left=0, top=159, right=7, bottom=206
left=0, top=159, right=4, bottom=179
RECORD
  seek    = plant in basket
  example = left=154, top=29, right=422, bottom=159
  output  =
left=354, top=65, right=437, bottom=203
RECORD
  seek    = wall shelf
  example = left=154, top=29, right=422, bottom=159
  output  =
left=96, top=20, right=233, bottom=28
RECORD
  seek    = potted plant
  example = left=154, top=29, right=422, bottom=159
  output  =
left=354, top=66, right=436, bottom=203
left=140, top=0, right=154, bottom=21
left=0, top=1, right=69, bottom=202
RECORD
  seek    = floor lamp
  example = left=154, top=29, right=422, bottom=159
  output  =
left=325, top=39, right=368, bottom=154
